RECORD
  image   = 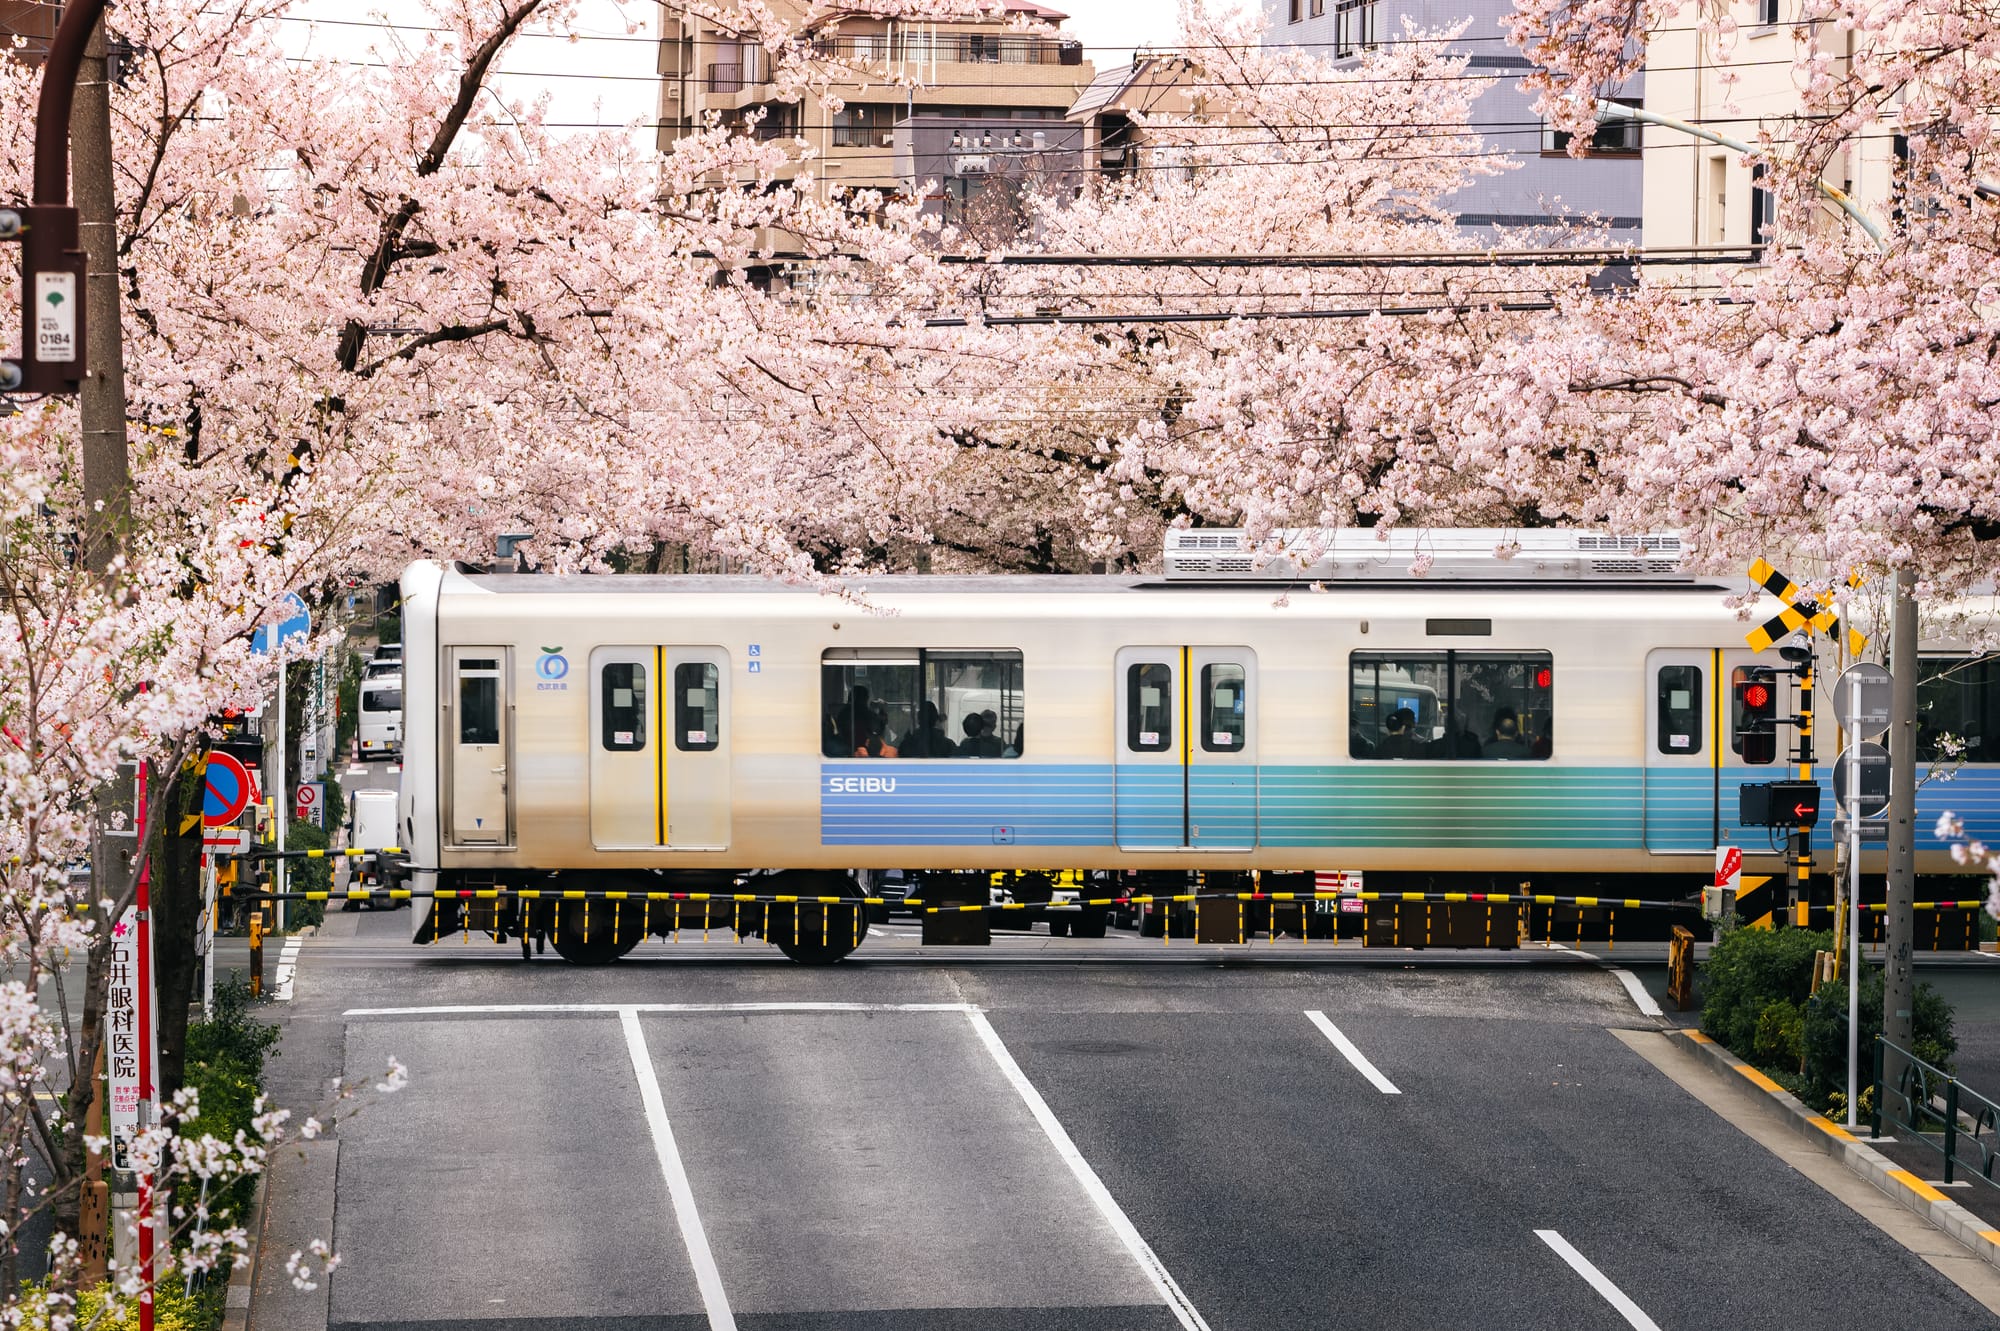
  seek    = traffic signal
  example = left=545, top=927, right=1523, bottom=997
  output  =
left=1740, top=780, right=1822, bottom=828
left=1734, top=673, right=1779, bottom=764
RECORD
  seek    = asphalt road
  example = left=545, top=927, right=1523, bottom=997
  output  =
left=242, top=902, right=2000, bottom=1331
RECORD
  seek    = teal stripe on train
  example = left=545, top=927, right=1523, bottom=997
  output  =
left=818, top=761, right=2000, bottom=851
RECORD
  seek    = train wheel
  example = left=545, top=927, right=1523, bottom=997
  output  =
left=1048, top=916, right=1071, bottom=938
left=1072, top=909, right=1109, bottom=940
left=771, top=903, right=865, bottom=965
left=1139, top=905, right=1164, bottom=938
left=550, top=899, right=642, bottom=965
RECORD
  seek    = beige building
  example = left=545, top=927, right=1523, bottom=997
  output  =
left=655, top=2, right=1096, bottom=201
left=1642, top=2, right=1902, bottom=266
left=1065, top=54, right=1211, bottom=185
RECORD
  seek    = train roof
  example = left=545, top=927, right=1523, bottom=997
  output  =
left=449, top=569, right=1737, bottom=596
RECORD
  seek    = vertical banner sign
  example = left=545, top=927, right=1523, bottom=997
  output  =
left=106, top=908, right=141, bottom=1171
left=34, top=271, right=77, bottom=363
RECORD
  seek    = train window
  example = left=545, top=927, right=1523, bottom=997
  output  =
left=1201, top=664, right=1246, bottom=752
left=675, top=662, right=720, bottom=752
left=1349, top=651, right=1552, bottom=759
left=458, top=678, right=498, bottom=746
left=1657, top=665, right=1702, bottom=755
left=600, top=662, right=646, bottom=752
left=1127, top=662, right=1174, bottom=752
left=822, top=649, right=1024, bottom=758
left=1918, top=655, right=2000, bottom=764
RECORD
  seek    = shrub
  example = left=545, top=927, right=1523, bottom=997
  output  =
left=16, top=1277, right=225, bottom=1331
left=1700, top=924, right=1832, bottom=1054
left=1802, top=969, right=1958, bottom=1107
left=180, top=979, right=281, bottom=1223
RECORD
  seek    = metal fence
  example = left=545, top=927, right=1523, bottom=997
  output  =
left=1872, top=1036, right=2000, bottom=1189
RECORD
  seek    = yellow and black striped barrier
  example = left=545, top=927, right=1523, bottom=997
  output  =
left=229, top=846, right=406, bottom=862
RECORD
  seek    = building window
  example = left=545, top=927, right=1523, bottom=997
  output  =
left=823, top=649, right=1024, bottom=758
left=833, top=102, right=894, bottom=148
left=1333, top=0, right=1373, bottom=56
left=1289, top=0, right=1302, bottom=20
left=1311, top=0, right=1326, bottom=17
left=1749, top=160, right=1773, bottom=250
left=1349, top=652, right=1553, bottom=760
left=1544, top=98, right=1641, bottom=156
left=1757, top=0, right=1780, bottom=23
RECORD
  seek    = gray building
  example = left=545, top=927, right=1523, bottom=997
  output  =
left=894, top=116, right=1087, bottom=232
left=1259, top=0, right=1641, bottom=243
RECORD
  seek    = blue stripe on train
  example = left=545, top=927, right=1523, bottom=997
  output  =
left=817, top=761, right=2000, bottom=851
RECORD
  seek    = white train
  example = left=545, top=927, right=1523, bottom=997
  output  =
left=394, top=531, right=2000, bottom=962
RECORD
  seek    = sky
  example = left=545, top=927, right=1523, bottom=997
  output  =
left=277, top=1, right=1213, bottom=141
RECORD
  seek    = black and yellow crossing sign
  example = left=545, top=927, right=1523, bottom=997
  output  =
left=1746, top=559, right=1868, bottom=655
left=1735, top=873, right=1778, bottom=929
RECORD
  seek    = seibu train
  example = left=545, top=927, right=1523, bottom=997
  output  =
left=394, top=530, right=2000, bottom=963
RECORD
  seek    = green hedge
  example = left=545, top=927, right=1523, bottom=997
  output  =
left=281, top=817, right=328, bottom=929
left=1702, top=924, right=1956, bottom=1109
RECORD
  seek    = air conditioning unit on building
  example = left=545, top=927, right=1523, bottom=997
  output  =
left=879, top=132, right=895, bottom=147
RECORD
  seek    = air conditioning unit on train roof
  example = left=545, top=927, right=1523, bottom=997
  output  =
left=1161, top=528, right=1690, bottom=582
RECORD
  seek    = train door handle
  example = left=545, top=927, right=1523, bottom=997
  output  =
left=490, top=765, right=507, bottom=775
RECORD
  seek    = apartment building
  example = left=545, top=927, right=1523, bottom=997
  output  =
left=0, top=1, right=58, bottom=63
left=1065, top=54, right=1211, bottom=185
left=1640, top=1, right=1897, bottom=264
left=1259, top=0, right=1643, bottom=243
left=655, top=1, right=1096, bottom=204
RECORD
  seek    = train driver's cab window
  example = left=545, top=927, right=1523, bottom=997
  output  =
left=1350, top=651, right=1552, bottom=759
left=676, top=662, right=720, bottom=752
left=1658, top=665, right=1702, bottom=754
left=601, top=661, right=646, bottom=752
left=1127, top=662, right=1173, bottom=752
left=1918, top=655, right=2000, bottom=764
left=822, top=649, right=1025, bottom=758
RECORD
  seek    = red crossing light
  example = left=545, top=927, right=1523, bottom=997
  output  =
left=1534, top=667, right=1552, bottom=689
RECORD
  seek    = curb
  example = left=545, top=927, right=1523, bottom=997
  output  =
left=220, top=1158, right=272, bottom=1331
left=1667, top=1028, right=2000, bottom=1270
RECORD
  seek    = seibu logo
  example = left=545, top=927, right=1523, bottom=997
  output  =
left=826, top=775, right=899, bottom=795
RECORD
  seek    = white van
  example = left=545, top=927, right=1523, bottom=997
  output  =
left=358, top=676, right=403, bottom=760
left=346, top=788, right=404, bottom=908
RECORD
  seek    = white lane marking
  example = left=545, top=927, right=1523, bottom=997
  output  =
left=1304, top=1011, right=1401, bottom=1094
left=1608, top=968, right=1664, bottom=1017
left=621, top=1010, right=736, bottom=1331
left=965, top=1009, right=1211, bottom=1331
left=1534, top=1230, right=1662, bottom=1331
left=274, top=937, right=303, bottom=1001
left=868, top=927, right=885, bottom=938
left=346, top=765, right=366, bottom=777
left=344, top=1001, right=978, bottom=1017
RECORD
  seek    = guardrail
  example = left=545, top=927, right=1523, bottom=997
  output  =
left=1872, top=1036, right=2000, bottom=1190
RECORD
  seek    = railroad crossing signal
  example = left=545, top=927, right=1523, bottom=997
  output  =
left=1745, top=558, right=1867, bottom=655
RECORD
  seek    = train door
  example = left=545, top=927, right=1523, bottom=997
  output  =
left=663, top=648, right=730, bottom=848
left=446, top=648, right=512, bottom=846
left=1113, top=646, right=1258, bottom=850
left=1643, top=649, right=1715, bottom=853
left=589, top=647, right=732, bottom=850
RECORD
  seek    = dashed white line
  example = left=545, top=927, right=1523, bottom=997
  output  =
left=344, top=1000, right=979, bottom=1017
left=1304, top=1010, right=1401, bottom=1094
left=1607, top=968, right=1664, bottom=1017
left=1535, top=1229, right=1662, bottom=1331
left=965, top=1010, right=1211, bottom=1331
left=621, top=1009, right=736, bottom=1331
left=273, top=937, right=303, bottom=1001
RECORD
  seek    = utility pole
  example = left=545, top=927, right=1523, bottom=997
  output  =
left=75, top=11, right=128, bottom=575
left=1884, top=570, right=1918, bottom=1054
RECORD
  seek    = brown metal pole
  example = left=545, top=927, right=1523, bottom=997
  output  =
left=71, top=12, right=128, bottom=573
left=31, top=0, right=111, bottom=205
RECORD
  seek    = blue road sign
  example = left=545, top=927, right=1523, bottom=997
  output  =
left=251, top=592, right=312, bottom=656
left=202, top=752, right=254, bottom=826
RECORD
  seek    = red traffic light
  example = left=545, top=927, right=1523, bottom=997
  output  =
left=1743, top=682, right=1771, bottom=709
left=1534, top=667, right=1552, bottom=689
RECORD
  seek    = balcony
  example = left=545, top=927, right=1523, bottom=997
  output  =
left=811, top=33, right=1082, bottom=66
left=707, top=63, right=743, bottom=93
